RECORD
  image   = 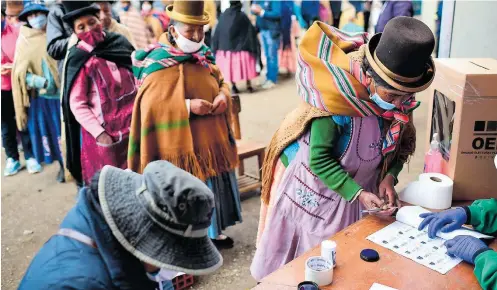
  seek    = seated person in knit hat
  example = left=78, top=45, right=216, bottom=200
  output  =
left=19, top=161, right=223, bottom=289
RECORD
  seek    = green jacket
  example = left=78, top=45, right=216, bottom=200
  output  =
left=465, top=198, right=497, bottom=290
left=307, top=117, right=402, bottom=201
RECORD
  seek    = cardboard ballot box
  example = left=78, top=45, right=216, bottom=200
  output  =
left=422, top=58, right=497, bottom=201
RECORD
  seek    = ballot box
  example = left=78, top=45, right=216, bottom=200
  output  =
left=421, top=58, right=497, bottom=200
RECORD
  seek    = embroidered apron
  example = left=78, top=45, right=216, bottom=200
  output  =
left=251, top=115, right=383, bottom=281
left=80, top=60, right=136, bottom=184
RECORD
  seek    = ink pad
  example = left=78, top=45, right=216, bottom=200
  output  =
left=360, top=249, right=380, bottom=262
left=298, top=281, right=319, bottom=290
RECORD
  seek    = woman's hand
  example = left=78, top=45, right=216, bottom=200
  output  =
left=96, top=132, right=114, bottom=145
left=378, top=174, right=401, bottom=208
left=1, top=66, right=11, bottom=75
left=191, top=99, right=213, bottom=115
left=211, top=93, right=228, bottom=115
left=359, top=190, right=397, bottom=217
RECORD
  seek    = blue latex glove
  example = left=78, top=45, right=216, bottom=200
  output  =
left=444, top=235, right=490, bottom=264
left=418, top=207, right=467, bottom=239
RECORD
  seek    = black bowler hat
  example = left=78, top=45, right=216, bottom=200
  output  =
left=366, top=17, right=436, bottom=93
left=62, top=1, right=100, bottom=24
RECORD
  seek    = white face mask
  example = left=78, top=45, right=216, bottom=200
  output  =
left=173, top=25, right=204, bottom=53
left=142, top=3, right=152, bottom=12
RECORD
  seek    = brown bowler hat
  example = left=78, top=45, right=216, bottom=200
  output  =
left=166, top=0, right=210, bottom=26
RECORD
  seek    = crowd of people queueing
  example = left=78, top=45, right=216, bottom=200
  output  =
left=0, top=0, right=311, bottom=180
left=1, top=0, right=416, bottom=182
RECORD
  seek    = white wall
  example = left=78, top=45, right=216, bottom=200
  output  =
left=449, top=1, right=497, bottom=58
left=419, top=0, right=438, bottom=35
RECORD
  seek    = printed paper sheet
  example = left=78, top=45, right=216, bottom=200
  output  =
left=367, top=221, right=462, bottom=274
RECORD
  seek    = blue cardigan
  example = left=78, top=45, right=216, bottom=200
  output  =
left=253, top=0, right=282, bottom=32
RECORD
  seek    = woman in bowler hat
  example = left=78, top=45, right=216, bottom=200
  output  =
left=252, top=17, right=436, bottom=280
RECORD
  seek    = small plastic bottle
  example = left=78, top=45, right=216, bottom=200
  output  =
left=424, top=133, right=444, bottom=173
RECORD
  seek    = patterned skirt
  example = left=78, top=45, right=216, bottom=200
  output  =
left=206, top=171, right=243, bottom=238
left=215, top=51, right=258, bottom=83
left=27, top=96, right=63, bottom=164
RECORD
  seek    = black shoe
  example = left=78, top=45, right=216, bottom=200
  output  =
left=56, top=168, right=66, bottom=183
left=247, top=86, right=255, bottom=93
left=231, top=85, right=240, bottom=94
left=211, top=236, right=234, bottom=249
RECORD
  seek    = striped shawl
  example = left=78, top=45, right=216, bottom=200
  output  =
left=261, top=22, right=419, bottom=204
left=128, top=34, right=237, bottom=179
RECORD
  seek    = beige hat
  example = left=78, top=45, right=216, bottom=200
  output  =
left=166, top=0, right=210, bottom=26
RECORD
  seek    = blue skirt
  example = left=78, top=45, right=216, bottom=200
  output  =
left=27, top=96, right=63, bottom=164
left=206, top=171, right=243, bottom=238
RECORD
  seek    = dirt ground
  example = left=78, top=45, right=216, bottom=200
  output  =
left=1, top=77, right=429, bottom=289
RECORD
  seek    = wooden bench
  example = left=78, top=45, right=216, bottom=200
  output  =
left=230, top=95, right=266, bottom=194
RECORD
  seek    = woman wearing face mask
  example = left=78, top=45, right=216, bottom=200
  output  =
left=141, top=1, right=169, bottom=41
left=129, top=0, right=242, bottom=249
left=251, top=17, right=436, bottom=280
left=11, top=0, right=63, bottom=181
left=60, top=2, right=135, bottom=186
left=1, top=3, right=39, bottom=177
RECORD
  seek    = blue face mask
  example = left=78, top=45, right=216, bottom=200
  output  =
left=28, top=14, right=47, bottom=30
left=369, top=81, right=396, bottom=111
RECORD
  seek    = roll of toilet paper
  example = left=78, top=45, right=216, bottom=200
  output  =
left=399, top=173, right=453, bottom=210
left=304, top=256, right=334, bottom=286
